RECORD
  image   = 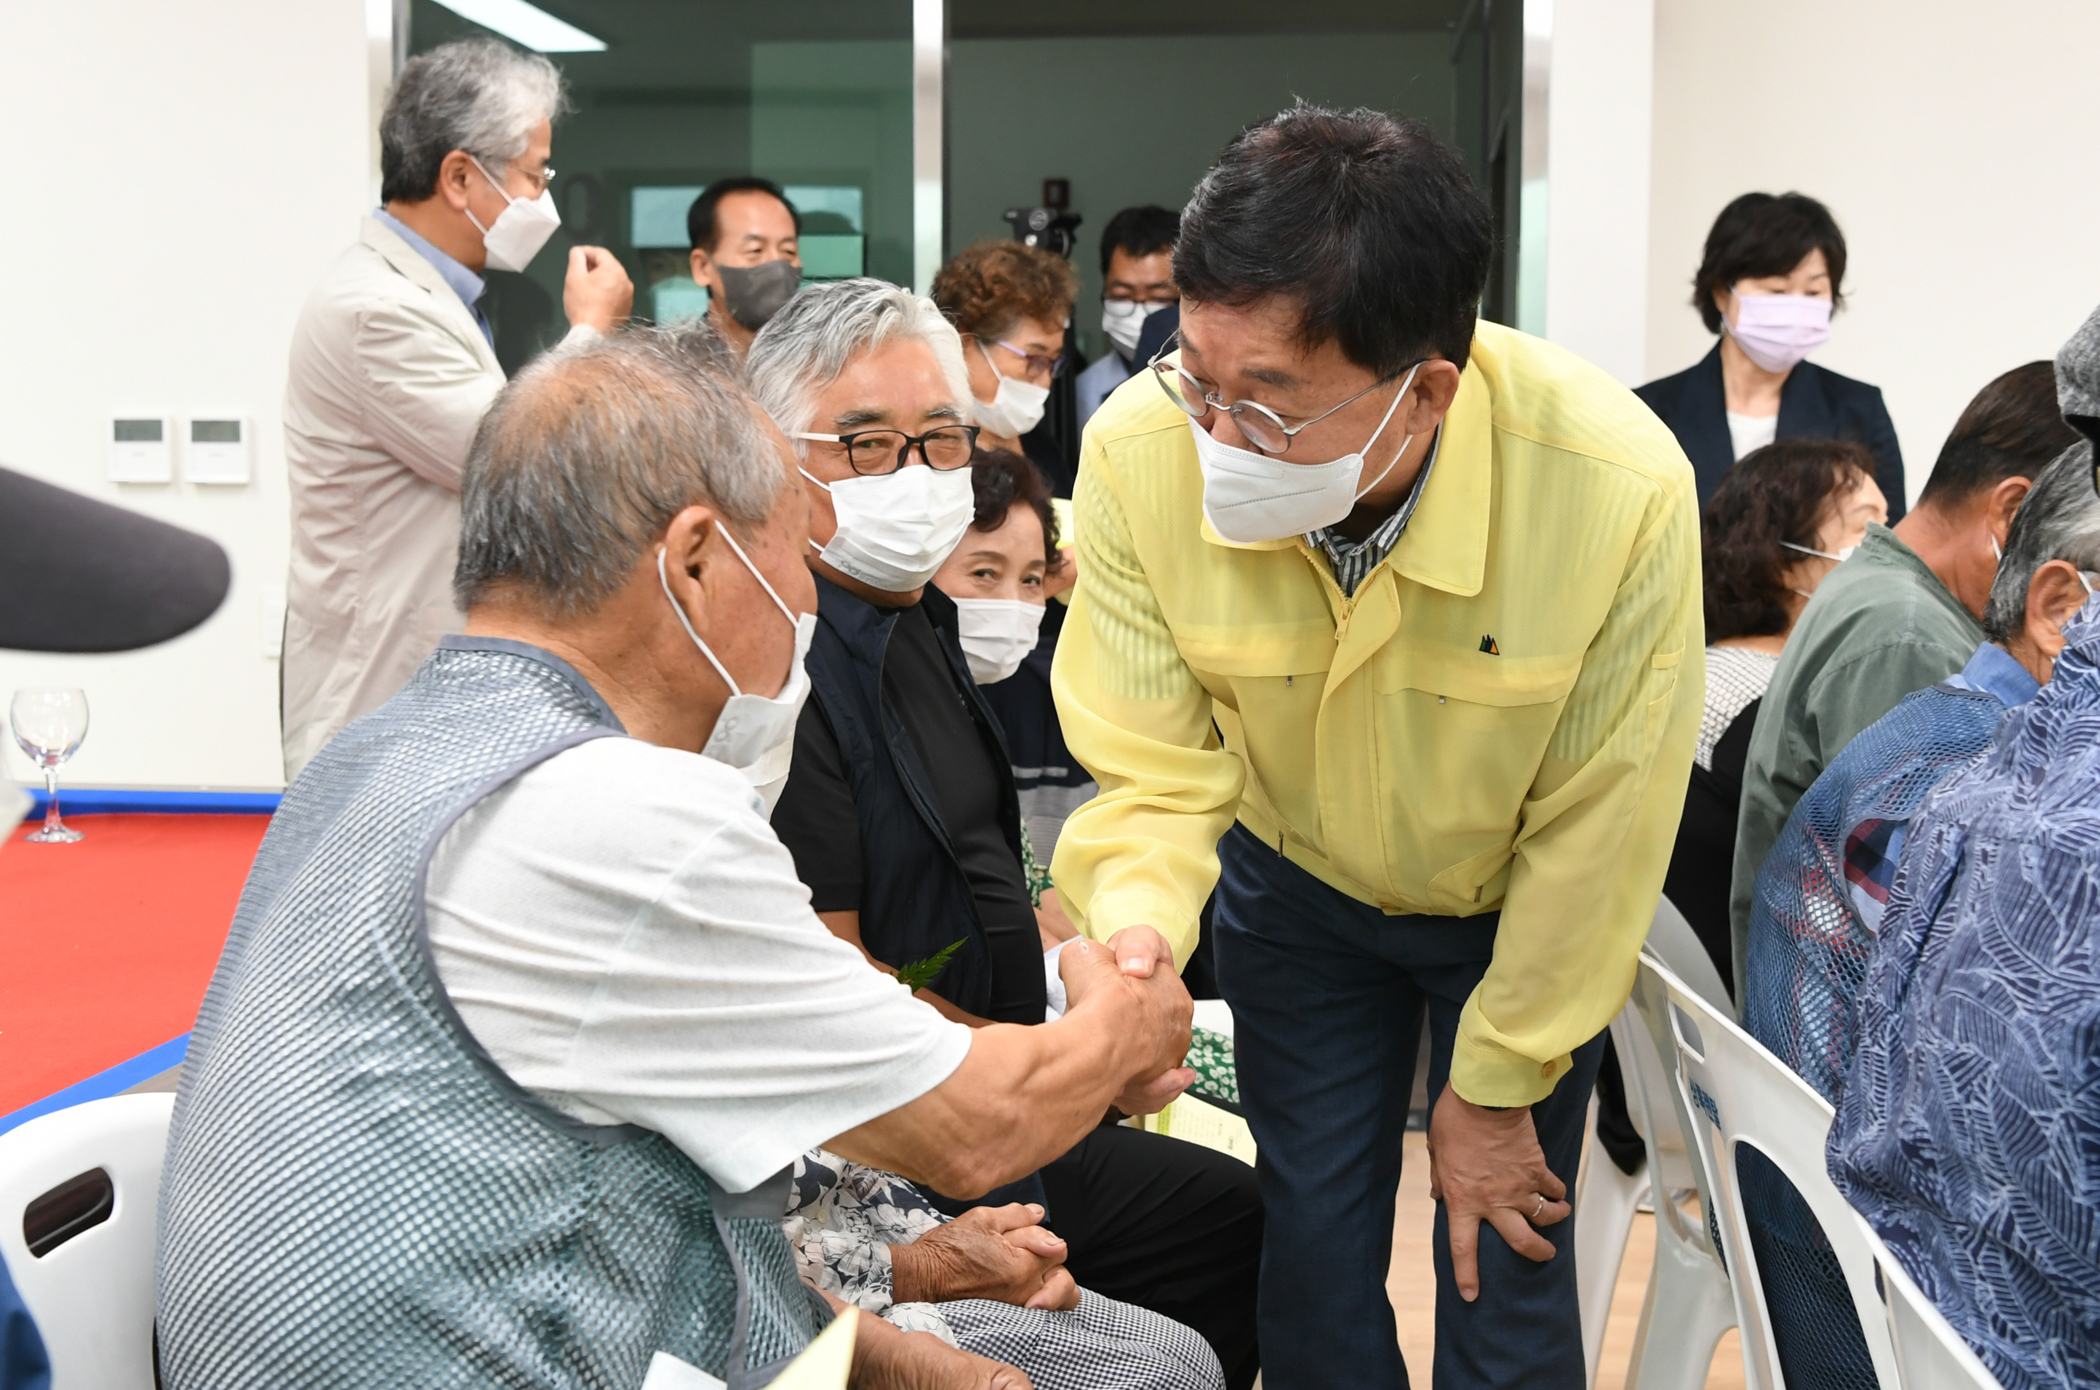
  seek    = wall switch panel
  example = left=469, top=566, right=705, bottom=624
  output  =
left=108, top=416, right=173, bottom=483
left=185, top=417, right=251, bottom=484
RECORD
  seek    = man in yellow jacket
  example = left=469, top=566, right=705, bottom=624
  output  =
left=1051, top=106, right=1702, bottom=1388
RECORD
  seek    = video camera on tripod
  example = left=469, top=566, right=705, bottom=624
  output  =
left=1004, top=179, right=1082, bottom=259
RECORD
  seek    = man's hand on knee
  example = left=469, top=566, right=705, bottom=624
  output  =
left=1427, top=1088, right=1570, bottom=1302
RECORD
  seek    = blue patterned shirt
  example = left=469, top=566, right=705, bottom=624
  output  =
left=1830, top=601, right=2100, bottom=1390
left=1745, top=642, right=2036, bottom=1103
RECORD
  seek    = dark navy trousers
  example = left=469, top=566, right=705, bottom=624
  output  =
left=1214, top=823, right=1606, bottom=1389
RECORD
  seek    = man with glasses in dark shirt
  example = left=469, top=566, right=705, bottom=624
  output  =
left=750, top=278, right=1264, bottom=1390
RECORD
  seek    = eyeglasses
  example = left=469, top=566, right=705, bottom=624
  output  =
left=1148, top=332, right=1416, bottom=456
left=792, top=425, right=981, bottom=476
left=477, top=158, right=555, bottom=197
left=989, top=338, right=1067, bottom=382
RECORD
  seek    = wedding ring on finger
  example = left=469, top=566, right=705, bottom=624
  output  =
left=1532, top=1194, right=1546, bottom=1221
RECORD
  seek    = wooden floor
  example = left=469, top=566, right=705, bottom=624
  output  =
left=1386, top=1131, right=1746, bottom=1389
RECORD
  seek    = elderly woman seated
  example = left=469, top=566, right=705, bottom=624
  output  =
left=153, top=324, right=1194, bottom=1390
left=784, top=1149, right=1223, bottom=1390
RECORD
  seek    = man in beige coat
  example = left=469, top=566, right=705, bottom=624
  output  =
left=282, top=38, right=631, bottom=778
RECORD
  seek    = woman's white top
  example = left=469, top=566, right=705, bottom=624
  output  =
left=1726, top=410, right=1779, bottom=461
left=1698, top=645, right=1781, bottom=770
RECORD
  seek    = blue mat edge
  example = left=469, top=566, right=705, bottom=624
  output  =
left=24, top=788, right=281, bottom=816
left=0, top=1034, right=191, bottom=1137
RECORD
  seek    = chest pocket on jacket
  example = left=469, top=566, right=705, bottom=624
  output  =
left=1373, top=645, right=1585, bottom=903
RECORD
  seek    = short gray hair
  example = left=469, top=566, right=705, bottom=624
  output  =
left=745, top=278, right=971, bottom=453
left=455, top=324, right=783, bottom=615
left=1983, top=440, right=2100, bottom=643
left=380, top=38, right=565, bottom=204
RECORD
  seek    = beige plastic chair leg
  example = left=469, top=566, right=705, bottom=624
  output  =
left=1624, top=1190, right=1739, bottom=1390
left=1617, top=956, right=1740, bottom=1390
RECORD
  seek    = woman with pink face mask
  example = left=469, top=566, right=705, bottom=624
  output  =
left=1637, top=192, right=1905, bottom=517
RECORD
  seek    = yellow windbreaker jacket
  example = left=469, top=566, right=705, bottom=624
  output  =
left=1049, top=322, right=1705, bottom=1106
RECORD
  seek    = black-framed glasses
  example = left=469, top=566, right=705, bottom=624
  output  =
left=1148, top=331, right=1415, bottom=456
left=792, top=425, right=981, bottom=475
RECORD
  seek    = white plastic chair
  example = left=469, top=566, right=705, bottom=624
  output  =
left=1849, top=1212, right=2009, bottom=1390
left=0, top=1093, right=174, bottom=1389
left=1638, top=953, right=1900, bottom=1389
left=1576, top=895, right=1737, bottom=1388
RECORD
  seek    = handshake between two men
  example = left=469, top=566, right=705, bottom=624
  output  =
left=820, top=935, right=1199, bottom=1389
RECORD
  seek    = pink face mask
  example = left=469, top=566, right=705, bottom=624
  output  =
left=1727, top=292, right=1832, bottom=373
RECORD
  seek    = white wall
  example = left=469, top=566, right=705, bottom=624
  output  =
left=1541, top=0, right=1655, bottom=385
left=1645, top=0, right=2100, bottom=507
left=0, top=0, right=369, bottom=790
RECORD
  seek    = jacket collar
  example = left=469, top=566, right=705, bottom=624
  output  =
left=359, top=215, right=503, bottom=376
left=1388, top=355, right=1490, bottom=596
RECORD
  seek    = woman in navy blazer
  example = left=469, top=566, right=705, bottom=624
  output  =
left=1637, top=193, right=1904, bottom=518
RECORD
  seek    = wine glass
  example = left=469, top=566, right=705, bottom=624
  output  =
left=11, top=687, right=89, bottom=844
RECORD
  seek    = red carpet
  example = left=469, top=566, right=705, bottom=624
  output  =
left=0, top=814, right=267, bottom=1115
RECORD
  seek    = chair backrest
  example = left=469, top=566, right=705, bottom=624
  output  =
left=1648, top=893, right=1734, bottom=1020
left=1615, top=895, right=1731, bottom=1202
left=0, top=1093, right=174, bottom=1390
left=1848, top=1212, right=2008, bottom=1390
left=1633, top=954, right=1901, bottom=1390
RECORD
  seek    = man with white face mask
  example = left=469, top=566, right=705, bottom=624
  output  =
left=751, top=280, right=1266, bottom=1390
left=280, top=38, right=633, bottom=780
left=1052, top=106, right=1705, bottom=1389
left=1076, top=206, right=1182, bottom=430
left=161, top=324, right=1196, bottom=1390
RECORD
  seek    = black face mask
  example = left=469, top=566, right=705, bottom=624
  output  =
left=716, top=257, right=803, bottom=331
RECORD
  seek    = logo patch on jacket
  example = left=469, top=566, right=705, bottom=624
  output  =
left=1478, top=635, right=1500, bottom=655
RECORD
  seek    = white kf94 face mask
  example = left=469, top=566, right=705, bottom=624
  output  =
left=801, top=463, right=976, bottom=593
left=1102, top=300, right=1166, bottom=359
left=657, top=531, right=815, bottom=818
left=1192, top=363, right=1423, bottom=544
left=971, top=340, right=1051, bottom=438
left=465, top=156, right=562, bottom=273
left=952, top=597, right=1046, bottom=684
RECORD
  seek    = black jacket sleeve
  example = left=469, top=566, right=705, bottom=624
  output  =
left=769, top=699, right=865, bottom=913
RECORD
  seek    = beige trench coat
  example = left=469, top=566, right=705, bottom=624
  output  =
left=280, top=217, right=505, bottom=780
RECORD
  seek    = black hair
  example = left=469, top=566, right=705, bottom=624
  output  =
left=1916, top=361, right=2084, bottom=508
left=686, top=177, right=800, bottom=255
left=1703, top=440, right=1876, bottom=641
left=1692, top=193, right=1847, bottom=334
left=968, top=448, right=1063, bottom=574
left=1174, top=104, right=1492, bottom=374
left=1098, top=206, right=1181, bottom=278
